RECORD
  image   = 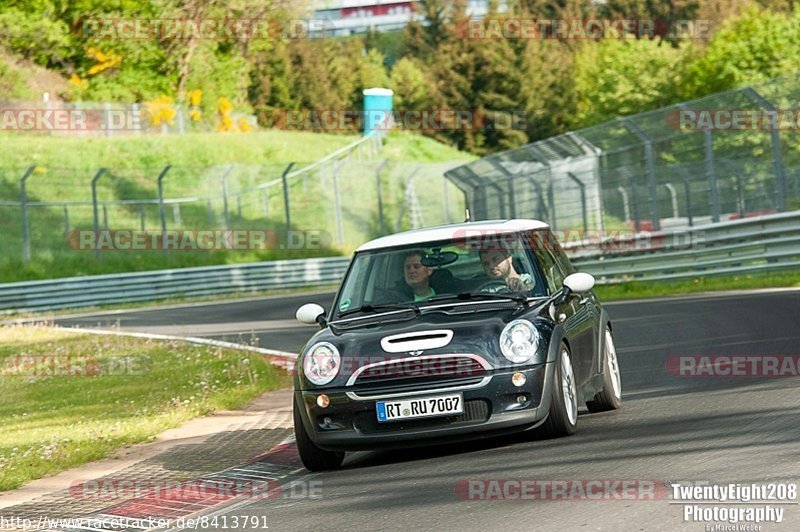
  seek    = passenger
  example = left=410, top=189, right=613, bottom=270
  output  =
left=403, top=250, right=436, bottom=301
left=479, top=247, right=533, bottom=292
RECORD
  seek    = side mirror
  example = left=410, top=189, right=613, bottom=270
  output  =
left=296, top=303, right=326, bottom=326
left=563, top=272, right=595, bottom=294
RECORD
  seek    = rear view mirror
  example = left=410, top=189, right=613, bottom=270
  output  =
left=296, top=303, right=326, bottom=326
left=422, top=248, right=459, bottom=267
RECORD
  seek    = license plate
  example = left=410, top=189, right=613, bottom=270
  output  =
left=376, top=393, right=463, bottom=423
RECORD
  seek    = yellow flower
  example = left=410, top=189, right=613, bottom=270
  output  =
left=188, top=89, right=203, bottom=107
left=69, top=74, right=89, bottom=90
left=85, top=47, right=122, bottom=76
left=144, top=95, right=177, bottom=126
left=238, top=118, right=252, bottom=132
left=33, top=166, right=47, bottom=174
left=217, top=113, right=234, bottom=132
left=189, top=109, right=202, bottom=122
left=217, top=97, right=233, bottom=114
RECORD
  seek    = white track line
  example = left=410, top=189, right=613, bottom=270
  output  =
left=53, top=326, right=298, bottom=368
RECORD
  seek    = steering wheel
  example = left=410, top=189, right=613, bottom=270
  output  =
left=475, top=279, right=513, bottom=293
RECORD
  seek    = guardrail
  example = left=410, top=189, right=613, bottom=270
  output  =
left=0, top=257, right=350, bottom=313
left=570, top=211, right=800, bottom=284
left=1, top=212, right=798, bottom=313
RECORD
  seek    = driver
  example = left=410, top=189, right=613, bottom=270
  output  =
left=479, top=247, right=533, bottom=292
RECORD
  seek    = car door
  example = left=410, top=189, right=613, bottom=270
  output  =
left=549, top=234, right=602, bottom=381
left=537, top=230, right=597, bottom=386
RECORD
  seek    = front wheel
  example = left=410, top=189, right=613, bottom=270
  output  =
left=586, top=327, right=622, bottom=413
left=539, top=342, right=578, bottom=437
left=293, top=399, right=345, bottom=472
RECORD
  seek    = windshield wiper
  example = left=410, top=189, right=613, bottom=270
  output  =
left=425, top=292, right=530, bottom=304
left=338, top=303, right=419, bottom=318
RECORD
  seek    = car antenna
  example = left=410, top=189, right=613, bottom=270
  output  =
left=464, top=208, right=471, bottom=223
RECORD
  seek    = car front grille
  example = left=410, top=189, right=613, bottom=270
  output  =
left=351, top=355, right=487, bottom=390
left=354, top=399, right=491, bottom=434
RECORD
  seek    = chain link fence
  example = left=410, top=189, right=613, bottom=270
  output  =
left=446, top=73, right=800, bottom=238
left=0, top=134, right=469, bottom=273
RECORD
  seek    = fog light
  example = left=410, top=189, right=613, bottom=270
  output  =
left=316, top=394, right=330, bottom=408
left=323, top=416, right=332, bottom=425
left=517, top=395, right=527, bottom=404
left=512, top=372, right=526, bottom=387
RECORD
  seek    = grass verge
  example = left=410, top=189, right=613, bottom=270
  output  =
left=0, top=325, right=292, bottom=492
left=594, top=271, right=800, bottom=301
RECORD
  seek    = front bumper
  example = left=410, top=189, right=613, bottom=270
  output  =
left=295, top=362, right=556, bottom=451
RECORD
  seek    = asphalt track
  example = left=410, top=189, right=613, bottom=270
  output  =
left=54, top=289, right=800, bottom=531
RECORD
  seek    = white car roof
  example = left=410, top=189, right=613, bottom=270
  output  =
left=356, top=219, right=550, bottom=252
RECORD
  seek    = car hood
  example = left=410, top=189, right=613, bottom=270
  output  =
left=297, top=301, right=554, bottom=389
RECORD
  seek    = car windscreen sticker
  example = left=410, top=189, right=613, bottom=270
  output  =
left=339, top=298, right=351, bottom=312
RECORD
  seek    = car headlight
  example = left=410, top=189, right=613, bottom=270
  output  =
left=303, top=342, right=341, bottom=385
left=499, top=319, right=540, bottom=364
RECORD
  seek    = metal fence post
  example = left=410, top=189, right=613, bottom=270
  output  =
left=683, top=178, right=693, bottom=227
left=91, top=168, right=107, bottom=260
left=376, top=160, right=388, bottom=235
left=567, top=172, right=588, bottom=234
left=261, top=190, right=269, bottom=216
left=332, top=160, right=344, bottom=245
left=622, top=119, right=661, bottom=230
left=281, top=162, right=296, bottom=238
left=617, top=187, right=630, bottom=222
left=704, top=129, right=721, bottom=222
left=664, top=183, right=679, bottom=218
left=63, top=206, right=70, bottom=238
left=743, top=87, right=787, bottom=212
left=138, top=205, right=145, bottom=231
left=443, top=177, right=452, bottom=224
left=157, top=165, right=172, bottom=255
left=19, top=167, right=35, bottom=262
left=221, top=165, right=234, bottom=231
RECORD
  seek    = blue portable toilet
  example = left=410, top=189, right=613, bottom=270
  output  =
left=363, top=88, right=394, bottom=136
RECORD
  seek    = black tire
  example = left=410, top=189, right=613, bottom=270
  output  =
left=293, top=400, right=345, bottom=472
left=539, top=342, right=578, bottom=437
left=586, top=327, right=622, bottom=413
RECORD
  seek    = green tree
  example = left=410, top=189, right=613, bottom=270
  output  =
left=682, top=7, right=800, bottom=98
left=390, top=56, right=433, bottom=111
left=572, top=38, right=690, bottom=127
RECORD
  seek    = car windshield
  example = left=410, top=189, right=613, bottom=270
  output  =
left=333, top=233, right=548, bottom=318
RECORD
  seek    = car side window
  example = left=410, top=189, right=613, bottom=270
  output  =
left=549, top=237, right=576, bottom=276
left=530, top=232, right=563, bottom=295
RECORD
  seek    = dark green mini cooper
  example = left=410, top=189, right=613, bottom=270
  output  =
left=293, top=220, right=622, bottom=471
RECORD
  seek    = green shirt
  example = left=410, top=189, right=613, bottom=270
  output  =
left=413, top=287, right=436, bottom=301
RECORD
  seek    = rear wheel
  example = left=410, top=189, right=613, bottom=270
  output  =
left=293, top=400, right=345, bottom=472
left=586, top=327, right=622, bottom=413
left=539, top=342, right=578, bottom=437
